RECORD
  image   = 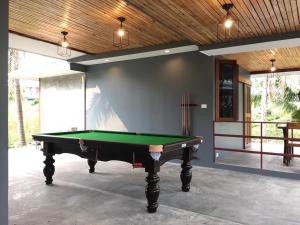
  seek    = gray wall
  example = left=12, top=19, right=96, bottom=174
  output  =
left=86, top=52, right=214, bottom=165
left=0, top=0, right=8, bottom=224
left=40, top=74, right=85, bottom=132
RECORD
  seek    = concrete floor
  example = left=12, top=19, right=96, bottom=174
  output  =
left=216, top=142, right=300, bottom=173
left=9, top=146, right=300, bottom=225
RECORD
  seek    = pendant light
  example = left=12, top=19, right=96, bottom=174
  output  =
left=217, top=3, right=240, bottom=41
left=57, top=31, right=71, bottom=57
left=270, top=59, right=276, bottom=72
left=113, top=17, right=129, bottom=48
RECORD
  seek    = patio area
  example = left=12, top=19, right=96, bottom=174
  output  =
left=9, top=146, right=300, bottom=225
left=216, top=142, right=300, bottom=174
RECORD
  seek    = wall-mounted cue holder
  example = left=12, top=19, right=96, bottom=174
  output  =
left=180, top=103, right=198, bottom=107
left=181, top=93, right=198, bottom=136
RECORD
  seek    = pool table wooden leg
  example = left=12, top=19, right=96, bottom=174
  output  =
left=88, top=159, right=97, bottom=173
left=181, top=147, right=192, bottom=192
left=181, top=161, right=192, bottom=192
left=145, top=172, right=160, bottom=213
left=43, top=154, right=55, bottom=185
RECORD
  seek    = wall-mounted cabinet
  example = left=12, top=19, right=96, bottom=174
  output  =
left=215, top=59, right=239, bottom=121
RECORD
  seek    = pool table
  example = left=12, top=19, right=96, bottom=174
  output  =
left=32, top=130, right=203, bottom=213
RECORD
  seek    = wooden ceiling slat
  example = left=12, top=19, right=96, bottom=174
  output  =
left=9, top=10, right=127, bottom=50
left=297, top=0, right=300, bottom=26
left=9, top=0, right=300, bottom=55
left=285, top=0, right=296, bottom=31
left=290, top=0, right=300, bottom=29
left=215, top=0, right=252, bottom=38
left=127, top=0, right=215, bottom=43
left=165, top=0, right=225, bottom=41
left=162, top=0, right=218, bottom=42
left=276, top=0, right=292, bottom=31
left=269, top=0, right=288, bottom=32
left=262, top=0, right=284, bottom=33
left=85, top=0, right=179, bottom=39
left=240, top=0, right=269, bottom=35
left=223, top=46, right=300, bottom=72
left=57, top=0, right=180, bottom=42
left=255, top=0, right=278, bottom=33
left=9, top=19, right=110, bottom=53
left=9, top=0, right=181, bottom=53
left=242, top=0, right=270, bottom=35
left=228, top=0, right=259, bottom=36
left=229, top=0, right=261, bottom=36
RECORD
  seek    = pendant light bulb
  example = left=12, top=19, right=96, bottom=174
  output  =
left=117, top=28, right=125, bottom=37
left=224, top=18, right=233, bottom=29
left=61, top=40, right=69, bottom=48
left=270, top=59, right=276, bottom=72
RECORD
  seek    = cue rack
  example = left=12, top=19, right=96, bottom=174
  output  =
left=181, top=93, right=197, bottom=136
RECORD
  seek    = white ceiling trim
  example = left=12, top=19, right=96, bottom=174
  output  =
left=9, top=33, right=86, bottom=60
left=9, top=69, right=84, bottom=80
left=200, top=38, right=300, bottom=56
left=78, top=45, right=199, bottom=65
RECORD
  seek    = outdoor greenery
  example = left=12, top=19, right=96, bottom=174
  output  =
left=251, top=74, right=300, bottom=122
left=251, top=74, right=300, bottom=141
left=8, top=48, right=40, bottom=148
left=9, top=100, right=39, bottom=147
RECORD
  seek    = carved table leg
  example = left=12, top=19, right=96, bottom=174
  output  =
left=181, top=161, right=192, bottom=192
left=88, top=159, right=97, bottom=173
left=43, top=154, right=55, bottom=185
left=145, top=172, right=160, bottom=213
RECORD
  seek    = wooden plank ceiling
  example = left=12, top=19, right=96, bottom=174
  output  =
left=9, top=0, right=300, bottom=57
left=223, top=47, right=300, bottom=73
left=9, top=0, right=181, bottom=54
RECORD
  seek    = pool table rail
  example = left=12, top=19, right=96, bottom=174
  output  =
left=32, top=130, right=202, bottom=154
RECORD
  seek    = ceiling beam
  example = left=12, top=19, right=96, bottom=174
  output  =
left=251, top=67, right=300, bottom=75
left=200, top=31, right=300, bottom=56
left=69, top=41, right=197, bottom=63
left=10, top=30, right=91, bottom=55
left=9, top=32, right=87, bottom=60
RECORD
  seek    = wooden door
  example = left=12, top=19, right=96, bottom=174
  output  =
left=243, top=84, right=251, bottom=148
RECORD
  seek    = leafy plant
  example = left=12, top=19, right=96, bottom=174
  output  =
left=251, top=94, right=261, bottom=107
left=292, top=109, right=300, bottom=122
left=274, top=86, right=298, bottom=113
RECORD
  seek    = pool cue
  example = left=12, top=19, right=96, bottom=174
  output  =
left=185, top=93, right=188, bottom=135
left=187, top=93, right=190, bottom=135
left=183, top=93, right=186, bottom=135
left=182, top=95, right=184, bottom=134
left=189, top=93, right=191, bottom=135
left=185, top=93, right=187, bottom=135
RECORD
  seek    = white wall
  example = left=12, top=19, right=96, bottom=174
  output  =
left=215, top=83, right=244, bottom=149
left=40, top=73, right=85, bottom=133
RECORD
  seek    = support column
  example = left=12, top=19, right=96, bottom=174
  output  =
left=0, top=0, right=8, bottom=224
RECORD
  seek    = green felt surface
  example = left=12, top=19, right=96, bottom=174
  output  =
left=56, top=131, right=192, bottom=145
